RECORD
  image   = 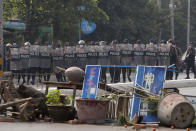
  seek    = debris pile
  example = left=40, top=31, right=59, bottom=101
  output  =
left=0, top=72, right=48, bottom=122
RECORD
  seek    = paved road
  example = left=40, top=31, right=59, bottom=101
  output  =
left=0, top=122, right=196, bottom=131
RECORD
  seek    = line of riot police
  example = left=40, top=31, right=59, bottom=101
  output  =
left=5, top=39, right=179, bottom=84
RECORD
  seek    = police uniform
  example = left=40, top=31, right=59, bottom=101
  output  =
left=98, top=41, right=109, bottom=83
left=52, top=46, right=65, bottom=82
left=28, top=44, right=41, bottom=85
left=75, top=42, right=88, bottom=71
left=10, top=46, right=21, bottom=82
left=133, top=40, right=145, bottom=66
left=19, top=45, right=30, bottom=84
left=184, top=43, right=196, bottom=79
left=119, top=40, right=133, bottom=82
left=109, top=40, right=121, bottom=83
left=40, top=45, right=52, bottom=81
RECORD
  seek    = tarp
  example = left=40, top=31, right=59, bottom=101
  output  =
left=3, top=22, right=26, bottom=31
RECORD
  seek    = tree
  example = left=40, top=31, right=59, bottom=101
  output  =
left=85, top=0, right=161, bottom=43
left=3, top=0, right=108, bottom=44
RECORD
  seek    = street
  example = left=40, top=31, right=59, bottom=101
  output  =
left=0, top=122, right=196, bottom=131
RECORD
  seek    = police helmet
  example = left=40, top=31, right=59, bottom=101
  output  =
left=24, top=42, right=31, bottom=46
left=78, top=40, right=85, bottom=45
left=6, top=43, right=12, bottom=47
left=136, top=40, right=142, bottom=44
left=123, top=39, right=129, bottom=43
left=160, top=40, right=166, bottom=44
left=167, top=39, right=174, bottom=44
left=12, top=43, right=18, bottom=47
left=99, top=41, right=106, bottom=46
left=112, top=40, right=119, bottom=44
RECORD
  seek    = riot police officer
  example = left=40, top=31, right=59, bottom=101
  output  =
left=5, top=43, right=12, bottom=71
left=98, top=41, right=109, bottom=83
left=19, top=42, right=30, bottom=84
left=109, top=40, right=121, bottom=83
left=133, top=40, right=145, bottom=66
left=119, top=39, right=133, bottom=82
left=28, top=42, right=41, bottom=85
left=157, top=40, right=169, bottom=66
left=40, top=43, right=52, bottom=81
left=10, top=43, right=21, bottom=83
left=166, top=39, right=178, bottom=80
left=184, top=42, right=196, bottom=79
left=52, top=44, right=65, bottom=82
left=145, top=39, right=157, bottom=66
left=75, top=40, right=88, bottom=71
left=87, top=41, right=98, bottom=66
left=174, top=42, right=182, bottom=80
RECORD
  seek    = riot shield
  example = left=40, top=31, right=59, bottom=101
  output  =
left=20, top=46, right=30, bottom=70
left=64, top=45, right=76, bottom=68
left=29, top=45, right=40, bottom=68
left=52, top=48, right=64, bottom=72
left=109, top=44, right=121, bottom=65
left=75, top=45, right=88, bottom=69
left=158, top=44, right=170, bottom=66
left=10, top=47, right=20, bottom=71
left=87, top=45, right=98, bottom=65
left=97, top=45, right=109, bottom=65
left=119, top=43, right=133, bottom=66
left=145, top=44, right=157, bottom=66
left=133, top=44, right=145, bottom=65
left=40, top=46, right=51, bottom=69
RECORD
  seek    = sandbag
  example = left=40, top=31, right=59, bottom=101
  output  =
left=65, top=67, right=85, bottom=82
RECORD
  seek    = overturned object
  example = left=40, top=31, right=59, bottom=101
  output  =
left=158, top=93, right=195, bottom=128
left=56, top=66, right=85, bottom=82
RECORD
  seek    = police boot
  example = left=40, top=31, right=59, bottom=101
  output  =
left=22, top=75, right=26, bottom=84
left=185, top=70, right=190, bottom=79
left=18, top=75, right=21, bottom=84
left=175, top=73, right=178, bottom=80
left=27, top=76, right=30, bottom=85
left=47, top=75, right=51, bottom=81
left=123, top=73, right=126, bottom=83
left=185, top=74, right=190, bottom=79
left=31, top=76, right=35, bottom=85
left=127, top=69, right=132, bottom=82
left=44, top=75, right=47, bottom=81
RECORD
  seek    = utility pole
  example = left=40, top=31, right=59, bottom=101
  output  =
left=0, top=0, right=3, bottom=76
left=169, top=0, right=175, bottom=40
left=187, top=0, right=190, bottom=45
left=157, top=0, right=161, bottom=7
left=157, top=0, right=162, bottom=41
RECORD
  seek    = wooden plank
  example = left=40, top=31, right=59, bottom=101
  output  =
left=43, top=81, right=83, bottom=95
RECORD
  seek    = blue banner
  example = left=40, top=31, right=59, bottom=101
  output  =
left=82, top=65, right=101, bottom=99
left=130, top=66, right=166, bottom=123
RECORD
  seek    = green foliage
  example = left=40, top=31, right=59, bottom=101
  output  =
left=3, top=0, right=108, bottom=43
left=141, top=96, right=160, bottom=115
left=46, top=89, right=73, bottom=106
left=46, top=89, right=63, bottom=105
left=117, top=113, right=127, bottom=126
left=65, top=95, right=72, bottom=106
